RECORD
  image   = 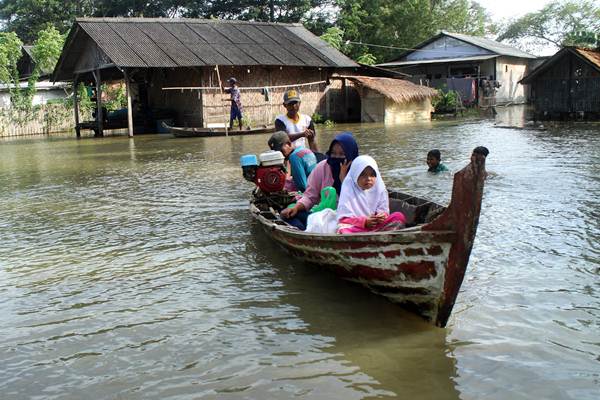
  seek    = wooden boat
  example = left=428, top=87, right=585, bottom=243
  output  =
left=249, top=156, right=486, bottom=327
left=165, top=123, right=275, bottom=138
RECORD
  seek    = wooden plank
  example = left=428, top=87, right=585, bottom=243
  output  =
left=73, top=76, right=81, bottom=138
left=124, top=69, right=134, bottom=137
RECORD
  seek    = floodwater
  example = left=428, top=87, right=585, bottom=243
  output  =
left=1, top=110, right=599, bottom=399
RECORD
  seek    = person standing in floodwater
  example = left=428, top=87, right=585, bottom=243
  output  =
left=427, top=149, right=449, bottom=173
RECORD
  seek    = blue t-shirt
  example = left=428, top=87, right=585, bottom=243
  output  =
left=289, top=147, right=317, bottom=191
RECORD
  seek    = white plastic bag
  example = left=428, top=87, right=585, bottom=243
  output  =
left=305, top=209, right=338, bottom=234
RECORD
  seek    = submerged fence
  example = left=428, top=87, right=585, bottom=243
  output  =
left=0, top=104, right=88, bottom=138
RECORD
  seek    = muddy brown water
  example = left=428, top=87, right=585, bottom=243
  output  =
left=1, top=111, right=599, bottom=399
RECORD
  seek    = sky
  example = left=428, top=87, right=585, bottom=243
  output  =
left=477, top=0, right=559, bottom=55
left=477, top=0, right=554, bottom=20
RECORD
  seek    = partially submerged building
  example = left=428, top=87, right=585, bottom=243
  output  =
left=520, top=47, right=600, bottom=120
left=53, top=18, right=437, bottom=137
left=337, top=76, right=437, bottom=124
left=53, top=17, right=361, bottom=136
left=377, top=31, right=538, bottom=106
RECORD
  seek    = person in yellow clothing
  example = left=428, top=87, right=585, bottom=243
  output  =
left=275, top=89, right=318, bottom=152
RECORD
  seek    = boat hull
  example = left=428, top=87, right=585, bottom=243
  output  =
left=165, top=123, right=275, bottom=138
left=249, top=157, right=486, bottom=327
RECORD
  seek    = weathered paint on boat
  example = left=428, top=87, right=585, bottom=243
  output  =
left=250, top=155, right=486, bottom=327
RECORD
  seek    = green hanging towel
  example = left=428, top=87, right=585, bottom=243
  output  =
left=310, top=186, right=337, bottom=212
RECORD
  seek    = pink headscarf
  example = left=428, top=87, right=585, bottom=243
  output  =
left=336, top=155, right=389, bottom=221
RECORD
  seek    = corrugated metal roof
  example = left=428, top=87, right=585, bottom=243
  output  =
left=378, top=54, right=498, bottom=67
left=444, top=32, right=537, bottom=59
left=54, top=18, right=357, bottom=80
left=380, top=31, right=536, bottom=68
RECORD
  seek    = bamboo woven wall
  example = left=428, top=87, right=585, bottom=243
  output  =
left=0, top=104, right=89, bottom=138
left=151, top=66, right=329, bottom=128
left=202, top=66, right=328, bottom=128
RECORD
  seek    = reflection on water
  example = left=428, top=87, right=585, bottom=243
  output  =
left=1, top=116, right=599, bottom=399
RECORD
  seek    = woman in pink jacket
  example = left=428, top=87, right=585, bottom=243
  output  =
left=281, top=132, right=359, bottom=230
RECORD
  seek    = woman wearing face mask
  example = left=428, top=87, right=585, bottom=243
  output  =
left=280, top=132, right=359, bottom=229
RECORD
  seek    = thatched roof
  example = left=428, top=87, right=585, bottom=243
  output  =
left=343, top=76, right=438, bottom=104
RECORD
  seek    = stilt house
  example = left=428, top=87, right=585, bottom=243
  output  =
left=53, top=17, right=364, bottom=137
left=53, top=18, right=441, bottom=137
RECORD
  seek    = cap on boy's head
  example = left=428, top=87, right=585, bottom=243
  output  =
left=427, top=149, right=441, bottom=160
left=283, top=89, right=301, bottom=104
left=228, top=77, right=237, bottom=84
left=268, top=131, right=290, bottom=152
left=472, top=146, right=489, bottom=157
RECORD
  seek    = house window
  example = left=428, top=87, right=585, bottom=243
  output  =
left=505, top=65, right=508, bottom=72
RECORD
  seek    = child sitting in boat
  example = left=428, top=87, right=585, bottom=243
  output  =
left=268, top=131, right=317, bottom=192
left=336, top=155, right=406, bottom=234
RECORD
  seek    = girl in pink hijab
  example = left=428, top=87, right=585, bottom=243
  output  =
left=336, top=155, right=406, bottom=234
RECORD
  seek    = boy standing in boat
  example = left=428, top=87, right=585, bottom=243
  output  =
left=223, top=77, right=243, bottom=131
left=275, top=89, right=318, bottom=152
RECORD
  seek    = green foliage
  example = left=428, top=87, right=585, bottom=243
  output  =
left=0, top=31, right=26, bottom=107
left=241, top=114, right=252, bottom=128
left=311, top=112, right=324, bottom=123
left=497, top=0, right=600, bottom=51
left=0, top=32, right=22, bottom=85
left=103, top=83, right=127, bottom=111
left=76, top=83, right=94, bottom=112
left=356, top=52, right=376, bottom=65
left=31, top=26, right=65, bottom=74
left=324, top=119, right=335, bottom=128
left=337, top=0, right=491, bottom=62
left=320, top=27, right=345, bottom=50
left=432, top=88, right=459, bottom=113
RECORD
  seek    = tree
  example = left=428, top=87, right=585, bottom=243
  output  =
left=320, top=26, right=345, bottom=50
left=0, top=31, right=23, bottom=103
left=20, top=26, right=66, bottom=107
left=336, top=0, right=491, bottom=62
left=0, top=0, right=92, bottom=44
left=183, top=0, right=335, bottom=27
left=497, top=0, right=600, bottom=51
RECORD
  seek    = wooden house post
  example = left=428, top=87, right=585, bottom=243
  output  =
left=73, top=75, right=81, bottom=138
left=124, top=69, right=134, bottom=138
left=93, top=69, right=103, bottom=137
left=342, top=78, right=349, bottom=122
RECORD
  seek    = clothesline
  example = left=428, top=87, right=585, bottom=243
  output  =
left=162, top=80, right=327, bottom=91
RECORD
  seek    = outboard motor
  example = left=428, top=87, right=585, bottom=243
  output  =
left=240, top=151, right=286, bottom=193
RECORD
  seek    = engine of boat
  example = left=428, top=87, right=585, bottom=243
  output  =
left=255, top=166, right=286, bottom=193
left=240, top=153, right=286, bottom=193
